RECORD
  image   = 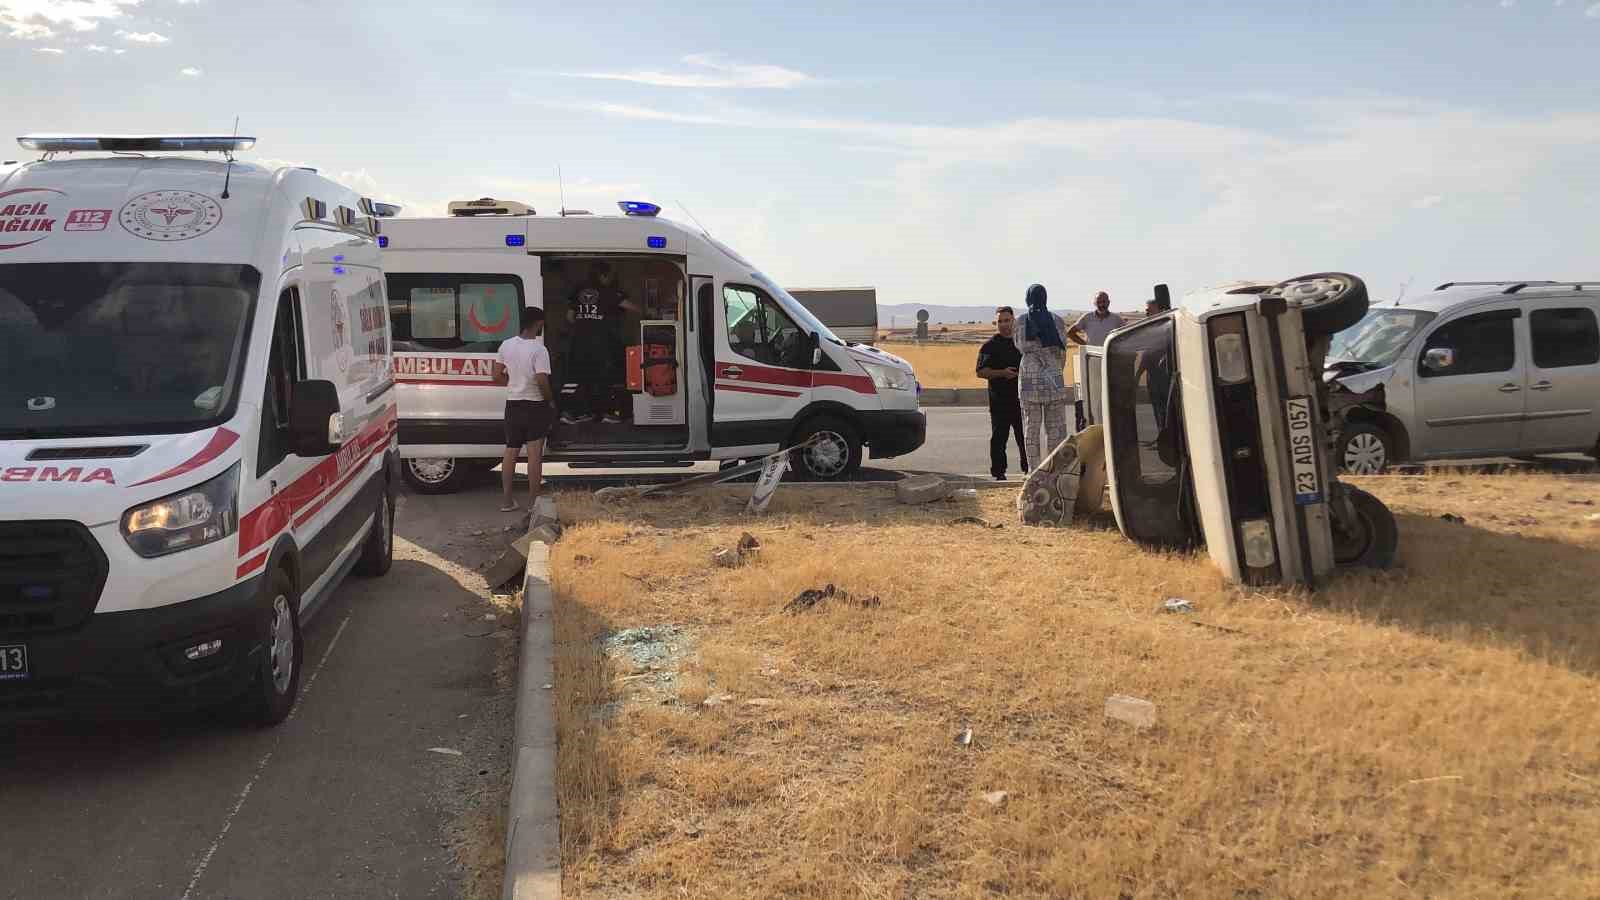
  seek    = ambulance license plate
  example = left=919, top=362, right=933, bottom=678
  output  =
left=1285, top=396, right=1322, bottom=505
left=0, top=644, right=28, bottom=682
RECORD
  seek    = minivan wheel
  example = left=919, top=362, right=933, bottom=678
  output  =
left=354, top=487, right=394, bottom=577
left=1270, top=272, right=1369, bottom=336
left=401, top=457, right=469, bottom=494
left=247, top=568, right=303, bottom=727
left=1339, top=423, right=1392, bottom=475
left=1331, top=485, right=1399, bottom=569
left=790, top=416, right=862, bottom=481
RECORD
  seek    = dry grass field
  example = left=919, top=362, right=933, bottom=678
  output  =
left=548, top=473, right=1600, bottom=898
left=882, top=340, right=1077, bottom=390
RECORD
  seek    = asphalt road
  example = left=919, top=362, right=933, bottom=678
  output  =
left=0, top=489, right=520, bottom=900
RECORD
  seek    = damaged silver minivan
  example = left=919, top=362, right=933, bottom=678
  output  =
left=1094, top=274, right=1399, bottom=587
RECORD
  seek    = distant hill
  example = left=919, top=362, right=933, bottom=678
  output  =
left=879, top=303, right=1091, bottom=326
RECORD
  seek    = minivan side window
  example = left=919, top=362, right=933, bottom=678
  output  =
left=258, top=287, right=306, bottom=476
left=1419, top=309, right=1517, bottom=378
left=385, top=274, right=524, bottom=353
left=1530, top=307, right=1600, bottom=369
left=723, top=285, right=806, bottom=368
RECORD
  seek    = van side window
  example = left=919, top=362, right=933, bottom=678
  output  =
left=1530, top=307, right=1600, bottom=369
left=1419, top=310, right=1517, bottom=378
left=385, top=274, right=524, bottom=353
left=723, top=285, right=806, bottom=368
left=258, top=287, right=306, bottom=476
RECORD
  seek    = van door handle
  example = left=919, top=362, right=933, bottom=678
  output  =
left=720, top=366, right=743, bottom=379
left=1530, top=380, right=1553, bottom=391
left=1498, top=383, right=1521, bottom=393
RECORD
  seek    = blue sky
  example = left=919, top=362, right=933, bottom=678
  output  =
left=4, top=0, right=1599, bottom=310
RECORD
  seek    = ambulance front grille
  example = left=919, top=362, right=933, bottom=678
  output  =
left=27, top=445, right=147, bottom=461
left=0, top=521, right=109, bottom=635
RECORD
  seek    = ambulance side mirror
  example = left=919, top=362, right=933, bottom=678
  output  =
left=289, top=379, right=345, bottom=457
left=810, top=330, right=822, bottom=367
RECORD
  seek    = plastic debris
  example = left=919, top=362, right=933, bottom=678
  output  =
left=1105, top=695, right=1157, bottom=730
left=427, top=747, right=464, bottom=757
left=982, top=790, right=1009, bottom=807
left=955, top=727, right=974, bottom=748
left=1161, top=598, right=1195, bottom=614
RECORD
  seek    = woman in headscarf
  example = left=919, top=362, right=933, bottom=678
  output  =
left=1012, top=283, right=1071, bottom=468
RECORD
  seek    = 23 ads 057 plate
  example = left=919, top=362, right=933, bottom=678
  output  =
left=0, top=644, right=28, bottom=682
left=1285, top=396, right=1323, bottom=505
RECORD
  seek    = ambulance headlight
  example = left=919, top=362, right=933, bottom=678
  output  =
left=1209, top=313, right=1251, bottom=385
left=861, top=362, right=915, bottom=392
left=1239, top=518, right=1276, bottom=568
left=122, top=463, right=240, bottom=558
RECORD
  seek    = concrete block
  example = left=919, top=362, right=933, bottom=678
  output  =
left=897, top=473, right=951, bottom=505
left=1105, top=694, right=1156, bottom=730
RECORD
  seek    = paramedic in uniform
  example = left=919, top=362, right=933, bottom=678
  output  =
left=492, top=307, right=554, bottom=512
left=976, top=306, right=1028, bottom=480
left=564, top=261, right=639, bottom=424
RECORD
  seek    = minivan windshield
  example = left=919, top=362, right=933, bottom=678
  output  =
left=748, top=270, right=845, bottom=346
left=1327, top=308, right=1435, bottom=370
left=0, top=262, right=258, bottom=438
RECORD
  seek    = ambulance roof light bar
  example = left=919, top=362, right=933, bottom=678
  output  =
left=448, top=197, right=534, bottom=217
left=18, top=135, right=258, bottom=154
left=618, top=200, right=660, bottom=217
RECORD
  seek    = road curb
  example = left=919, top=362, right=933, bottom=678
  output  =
left=504, top=497, right=560, bottom=900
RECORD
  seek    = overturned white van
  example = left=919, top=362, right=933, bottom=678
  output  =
left=379, top=200, right=925, bottom=491
left=0, top=136, right=397, bottom=724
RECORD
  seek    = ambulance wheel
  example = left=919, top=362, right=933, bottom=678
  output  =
left=790, top=416, right=862, bottom=481
left=354, top=486, right=394, bottom=577
left=1269, top=272, right=1368, bottom=337
left=1331, top=485, right=1398, bottom=570
left=402, top=457, right=470, bottom=494
left=247, top=567, right=303, bottom=727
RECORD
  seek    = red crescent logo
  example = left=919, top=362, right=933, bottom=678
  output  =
left=468, top=301, right=511, bottom=333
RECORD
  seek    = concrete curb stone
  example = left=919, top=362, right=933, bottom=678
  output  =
left=504, top=496, right=560, bottom=900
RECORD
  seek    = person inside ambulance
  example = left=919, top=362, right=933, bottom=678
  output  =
left=563, top=260, right=639, bottom=425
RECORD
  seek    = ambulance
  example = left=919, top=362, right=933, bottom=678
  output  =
left=378, top=199, right=925, bottom=491
left=0, top=135, right=397, bottom=725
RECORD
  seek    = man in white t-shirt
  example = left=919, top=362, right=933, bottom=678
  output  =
left=1067, top=291, right=1125, bottom=347
left=492, top=307, right=554, bottom=512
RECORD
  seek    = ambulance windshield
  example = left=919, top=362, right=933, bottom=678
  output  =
left=0, top=262, right=259, bottom=438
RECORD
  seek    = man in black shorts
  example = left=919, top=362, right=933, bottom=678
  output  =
left=564, top=260, right=639, bottom=424
left=492, top=307, right=554, bottom=512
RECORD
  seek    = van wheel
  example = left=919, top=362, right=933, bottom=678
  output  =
left=1331, top=485, right=1399, bottom=569
left=247, top=568, right=303, bottom=727
left=1339, top=423, right=1392, bottom=474
left=354, top=487, right=394, bottom=577
left=790, top=416, right=862, bottom=481
left=1270, top=272, right=1369, bottom=336
left=402, top=457, right=469, bottom=494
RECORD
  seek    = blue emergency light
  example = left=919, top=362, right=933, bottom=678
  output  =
left=619, top=201, right=661, bottom=217
left=378, top=235, right=389, bottom=248
left=647, top=236, right=667, bottom=249
left=505, top=234, right=525, bottom=247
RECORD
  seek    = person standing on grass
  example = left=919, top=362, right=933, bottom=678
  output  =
left=977, top=305, right=1028, bottom=480
left=492, top=307, right=554, bottom=513
left=1013, top=284, right=1071, bottom=467
left=1066, top=291, right=1124, bottom=347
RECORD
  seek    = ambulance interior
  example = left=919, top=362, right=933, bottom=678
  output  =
left=539, top=255, right=688, bottom=451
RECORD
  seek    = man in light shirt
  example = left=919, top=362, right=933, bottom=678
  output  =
left=492, top=307, right=554, bottom=512
left=1067, top=291, right=1124, bottom=347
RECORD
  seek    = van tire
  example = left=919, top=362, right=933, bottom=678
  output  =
left=402, top=457, right=470, bottom=494
left=1271, top=272, right=1369, bottom=336
left=790, top=416, right=863, bottom=481
left=354, top=486, right=394, bottom=577
left=246, top=567, right=303, bottom=727
left=1331, top=485, right=1399, bottom=570
left=1338, top=423, right=1392, bottom=474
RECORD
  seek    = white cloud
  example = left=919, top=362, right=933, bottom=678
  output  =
left=1500, top=0, right=1515, bottom=7
left=1416, top=195, right=1444, bottom=209
left=33, top=44, right=61, bottom=52
left=117, top=28, right=166, bottom=42
left=0, top=0, right=139, bottom=38
left=560, top=53, right=815, bottom=89
left=85, top=42, right=105, bottom=50
left=179, top=65, right=199, bottom=76
left=1587, top=2, right=1600, bottom=15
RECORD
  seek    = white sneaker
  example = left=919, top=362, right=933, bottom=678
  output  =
left=601, top=414, right=623, bottom=424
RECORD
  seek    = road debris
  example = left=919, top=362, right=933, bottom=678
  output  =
left=1161, top=598, right=1195, bottom=614
left=949, top=516, right=1003, bottom=528
left=981, top=790, right=1009, bottom=807
left=428, top=747, right=465, bottom=757
left=782, top=583, right=881, bottom=614
left=713, top=532, right=763, bottom=568
left=1440, top=513, right=1466, bottom=524
left=955, top=726, right=974, bottom=748
left=1019, top=425, right=1107, bottom=526
left=897, top=473, right=951, bottom=505
left=1105, top=695, right=1157, bottom=730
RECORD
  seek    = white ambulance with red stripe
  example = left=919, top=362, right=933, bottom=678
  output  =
left=379, top=198, right=925, bottom=489
left=0, top=136, right=397, bottom=725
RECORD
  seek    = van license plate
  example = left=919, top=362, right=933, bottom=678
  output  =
left=0, top=644, right=28, bottom=682
left=1285, top=396, right=1322, bottom=505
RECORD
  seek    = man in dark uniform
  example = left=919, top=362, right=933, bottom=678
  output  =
left=563, top=260, right=639, bottom=424
left=1139, top=290, right=1174, bottom=429
left=976, top=305, right=1028, bottom=480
